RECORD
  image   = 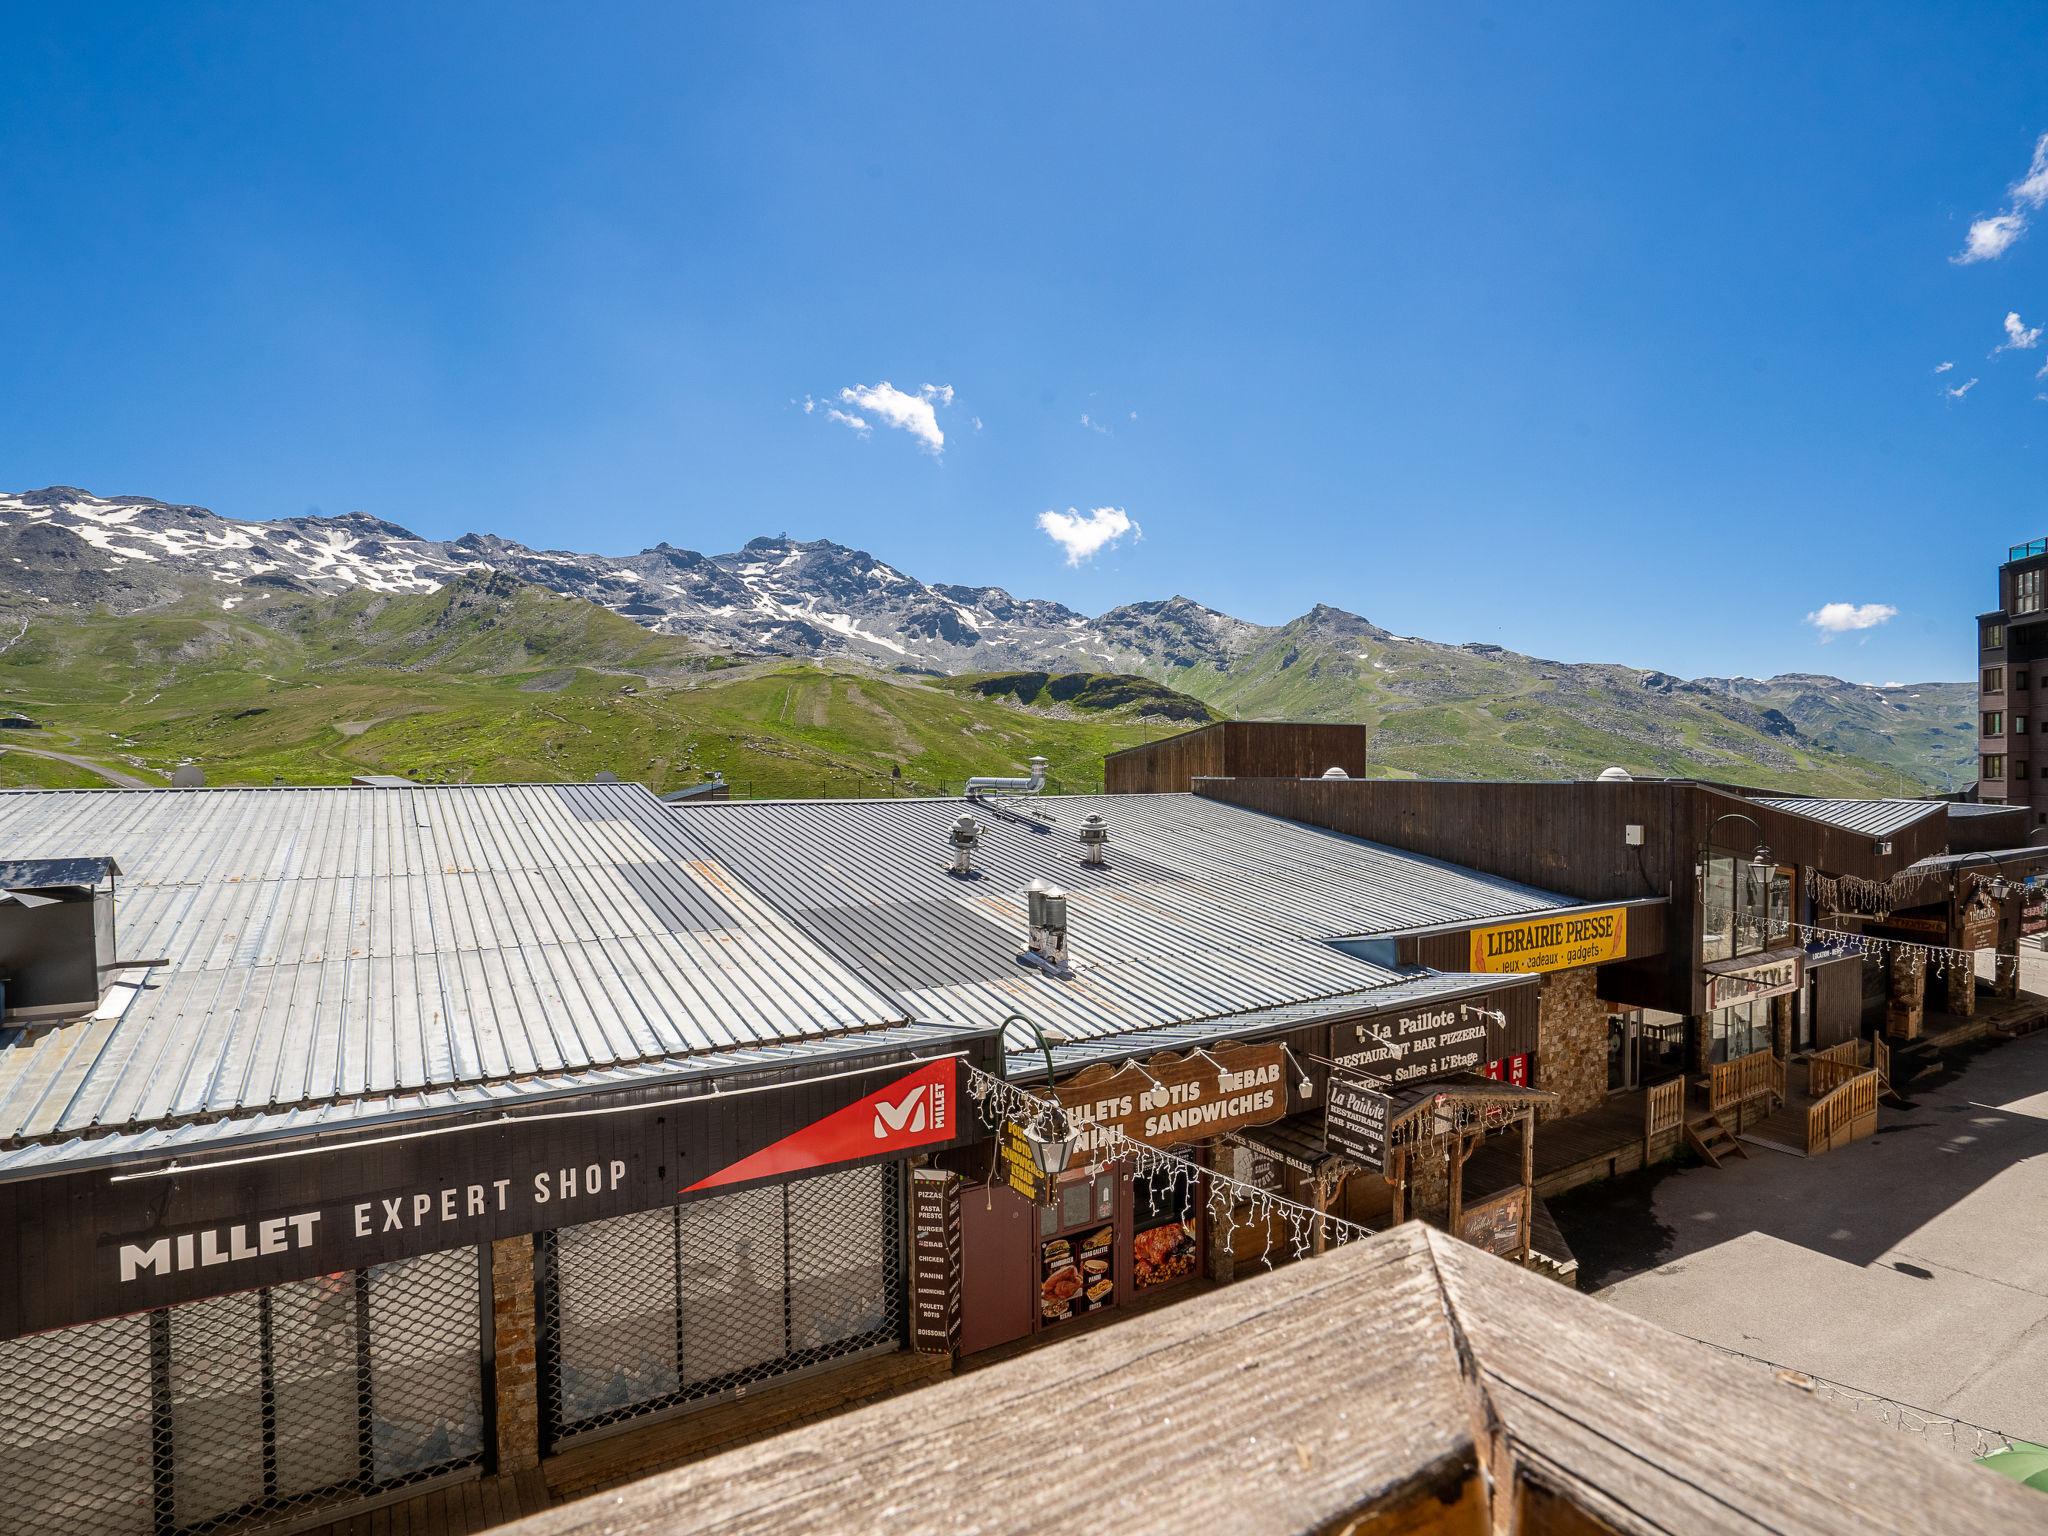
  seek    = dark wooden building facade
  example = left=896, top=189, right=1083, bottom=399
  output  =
left=1104, top=721, right=1367, bottom=794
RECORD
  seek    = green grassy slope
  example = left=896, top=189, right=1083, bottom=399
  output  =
left=1136, top=610, right=1948, bottom=796
left=0, top=582, right=1197, bottom=796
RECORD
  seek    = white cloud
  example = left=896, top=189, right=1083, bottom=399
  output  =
left=1805, top=601, right=1899, bottom=640
left=1953, top=133, right=2048, bottom=263
left=826, top=408, right=869, bottom=433
left=1934, top=360, right=1955, bottom=373
left=801, top=396, right=816, bottom=414
left=1036, top=505, right=1140, bottom=566
left=1079, top=412, right=1111, bottom=436
left=971, top=416, right=984, bottom=432
left=1996, top=311, right=2043, bottom=353
left=834, top=380, right=952, bottom=453
left=1948, top=377, right=1980, bottom=398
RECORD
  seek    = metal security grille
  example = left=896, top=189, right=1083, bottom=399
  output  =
left=538, top=1162, right=902, bottom=1446
left=0, top=1248, right=486, bottom=1536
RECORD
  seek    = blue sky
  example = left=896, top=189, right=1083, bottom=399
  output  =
left=3, top=4, right=2045, bottom=683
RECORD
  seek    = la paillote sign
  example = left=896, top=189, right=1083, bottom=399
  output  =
left=1055, top=1042, right=1293, bottom=1155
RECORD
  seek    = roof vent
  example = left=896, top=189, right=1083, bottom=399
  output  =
left=949, top=814, right=983, bottom=878
left=1078, top=813, right=1109, bottom=867
left=1026, top=878, right=1070, bottom=969
left=171, top=765, right=205, bottom=788
left=1321, top=766, right=1350, bottom=779
left=1597, top=766, right=1633, bottom=783
left=0, top=857, right=124, bottom=1026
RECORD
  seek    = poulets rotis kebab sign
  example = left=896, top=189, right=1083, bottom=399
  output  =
left=1054, top=1042, right=1293, bottom=1156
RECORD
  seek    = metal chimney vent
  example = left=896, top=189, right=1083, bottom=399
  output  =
left=1027, top=878, right=1069, bottom=968
left=0, top=856, right=123, bottom=1025
left=1078, top=813, right=1108, bottom=866
left=949, top=814, right=983, bottom=877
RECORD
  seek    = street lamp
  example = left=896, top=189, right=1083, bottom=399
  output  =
left=1704, top=811, right=1773, bottom=875
left=1003, top=1012, right=1083, bottom=1177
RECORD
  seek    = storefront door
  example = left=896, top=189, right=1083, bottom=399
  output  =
left=1606, top=1012, right=1639, bottom=1093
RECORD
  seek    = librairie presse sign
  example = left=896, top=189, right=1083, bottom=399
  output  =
left=1468, top=907, right=1627, bottom=975
left=0, top=1055, right=971, bottom=1340
left=1054, top=1042, right=1293, bottom=1157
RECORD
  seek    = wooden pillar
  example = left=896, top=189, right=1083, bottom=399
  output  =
left=1388, top=1150, right=1407, bottom=1225
left=1995, top=893, right=2022, bottom=1001
left=1521, top=1112, right=1535, bottom=1191
left=1310, top=1174, right=1331, bottom=1256
left=1448, top=1136, right=1464, bottom=1237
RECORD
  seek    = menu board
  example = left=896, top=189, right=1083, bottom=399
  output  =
left=909, top=1169, right=962, bottom=1356
left=1133, top=1220, right=1198, bottom=1291
left=1325, top=1076, right=1392, bottom=1172
left=1040, top=1225, right=1114, bottom=1324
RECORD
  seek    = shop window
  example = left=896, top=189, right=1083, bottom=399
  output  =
left=1986, top=621, right=2006, bottom=650
left=1985, top=667, right=2006, bottom=693
left=1985, top=755, right=2007, bottom=782
left=1709, top=999, right=1773, bottom=1064
left=1132, top=1168, right=1199, bottom=1293
left=1985, top=711, right=2005, bottom=737
left=0, top=1251, right=484, bottom=1536
left=541, top=1164, right=902, bottom=1445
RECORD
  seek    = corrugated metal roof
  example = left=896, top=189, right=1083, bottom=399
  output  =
left=0, top=784, right=915, bottom=1157
left=662, top=793, right=1580, bottom=1056
left=1748, top=797, right=1948, bottom=838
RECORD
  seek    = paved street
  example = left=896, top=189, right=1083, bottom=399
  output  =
left=1585, top=1016, right=2048, bottom=1445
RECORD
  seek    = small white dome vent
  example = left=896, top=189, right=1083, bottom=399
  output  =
left=1596, top=766, right=1633, bottom=783
left=1321, top=766, right=1350, bottom=779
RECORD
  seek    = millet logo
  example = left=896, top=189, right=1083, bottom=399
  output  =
left=873, top=1081, right=946, bottom=1139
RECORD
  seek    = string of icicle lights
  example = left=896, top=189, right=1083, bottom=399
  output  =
left=1788, top=920, right=2019, bottom=979
left=962, top=1062, right=1375, bottom=1269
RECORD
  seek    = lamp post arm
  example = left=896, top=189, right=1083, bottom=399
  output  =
left=1002, top=1012, right=1059, bottom=1095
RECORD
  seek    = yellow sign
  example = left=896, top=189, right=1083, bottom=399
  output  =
left=1469, top=907, right=1627, bottom=975
left=999, top=1121, right=1050, bottom=1204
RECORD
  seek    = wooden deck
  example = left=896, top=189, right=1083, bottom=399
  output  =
left=1465, top=1087, right=1678, bottom=1201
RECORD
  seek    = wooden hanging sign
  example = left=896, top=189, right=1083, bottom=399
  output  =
left=1054, top=1041, right=1294, bottom=1156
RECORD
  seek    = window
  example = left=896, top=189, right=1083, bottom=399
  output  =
left=2016, top=566, right=2045, bottom=614
left=1986, top=712, right=2005, bottom=736
left=2020, top=672, right=2032, bottom=691
left=2019, top=762, right=2032, bottom=780
left=1985, top=754, right=2007, bottom=781
left=1986, top=621, right=2006, bottom=650
left=1709, top=1000, right=1773, bottom=1065
left=2017, top=716, right=2030, bottom=735
left=1700, top=855, right=1789, bottom=962
left=1986, top=667, right=2006, bottom=693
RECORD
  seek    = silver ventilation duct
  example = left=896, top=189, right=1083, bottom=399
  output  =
left=949, top=814, right=983, bottom=877
left=965, top=755, right=1048, bottom=797
left=1078, top=813, right=1108, bottom=866
left=1026, top=878, right=1069, bottom=969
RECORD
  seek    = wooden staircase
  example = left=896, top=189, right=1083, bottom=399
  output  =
left=1686, top=1112, right=1748, bottom=1168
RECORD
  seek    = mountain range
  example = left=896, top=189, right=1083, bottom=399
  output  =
left=0, top=486, right=1974, bottom=795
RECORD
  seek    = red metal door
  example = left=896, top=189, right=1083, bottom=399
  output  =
left=958, top=1181, right=1035, bottom=1355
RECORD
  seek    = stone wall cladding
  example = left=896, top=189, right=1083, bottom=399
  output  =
left=492, top=1234, right=542, bottom=1472
left=1537, top=967, right=1608, bottom=1119
left=1887, top=952, right=1927, bottom=1039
